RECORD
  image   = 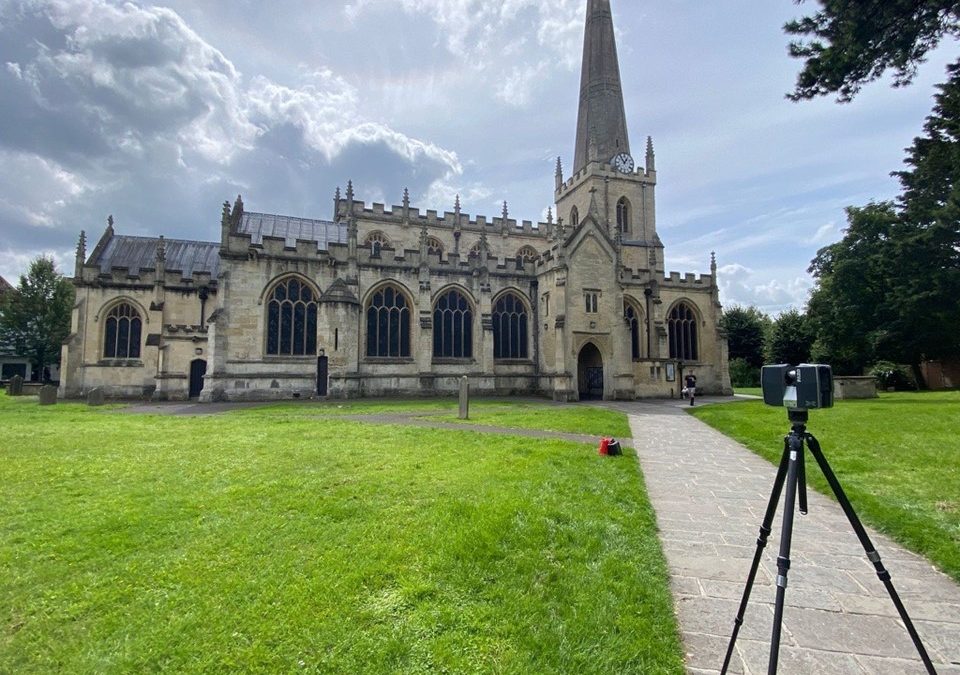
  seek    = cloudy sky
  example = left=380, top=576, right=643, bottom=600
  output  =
left=0, top=0, right=953, bottom=313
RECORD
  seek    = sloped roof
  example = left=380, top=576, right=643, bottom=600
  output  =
left=320, top=278, right=359, bottom=305
left=93, top=236, right=220, bottom=279
left=238, top=211, right=347, bottom=249
left=0, top=275, right=13, bottom=297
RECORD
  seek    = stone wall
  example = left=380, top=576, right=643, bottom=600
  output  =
left=60, top=265, right=214, bottom=400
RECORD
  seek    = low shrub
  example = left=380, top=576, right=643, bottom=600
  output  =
left=868, top=361, right=918, bottom=391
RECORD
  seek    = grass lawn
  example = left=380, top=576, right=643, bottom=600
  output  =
left=426, top=403, right=632, bottom=438
left=689, top=391, right=960, bottom=582
left=230, top=399, right=632, bottom=438
left=0, top=393, right=683, bottom=673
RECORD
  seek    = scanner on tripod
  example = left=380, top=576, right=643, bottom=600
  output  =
left=762, top=363, right=834, bottom=410
left=721, top=363, right=937, bottom=675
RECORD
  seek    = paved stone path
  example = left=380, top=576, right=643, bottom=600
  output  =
left=612, top=399, right=960, bottom=675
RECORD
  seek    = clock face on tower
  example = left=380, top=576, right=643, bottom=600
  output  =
left=612, top=153, right=635, bottom=174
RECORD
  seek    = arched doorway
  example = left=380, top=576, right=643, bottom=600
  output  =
left=578, top=343, right=604, bottom=400
left=189, top=359, right=207, bottom=399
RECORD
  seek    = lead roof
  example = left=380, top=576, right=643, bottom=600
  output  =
left=94, top=236, right=221, bottom=279
left=238, top=211, right=347, bottom=249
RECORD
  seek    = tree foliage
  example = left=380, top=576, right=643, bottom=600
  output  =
left=788, top=2, right=960, bottom=376
left=785, top=0, right=960, bottom=102
left=806, top=71, right=960, bottom=373
left=720, top=305, right=770, bottom=368
left=728, top=357, right=761, bottom=388
left=890, top=66, right=960, bottom=364
left=0, top=257, right=74, bottom=379
left=806, top=203, right=899, bottom=373
left=764, top=310, right=815, bottom=366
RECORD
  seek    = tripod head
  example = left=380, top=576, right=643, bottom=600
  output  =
left=787, top=408, right=809, bottom=432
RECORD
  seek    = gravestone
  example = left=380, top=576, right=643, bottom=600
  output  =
left=39, top=385, right=57, bottom=406
left=87, top=388, right=105, bottom=407
left=459, top=376, right=469, bottom=420
left=7, top=374, right=24, bottom=396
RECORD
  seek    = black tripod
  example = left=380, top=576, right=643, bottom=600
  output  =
left=720, top=409, right=937, bottom=675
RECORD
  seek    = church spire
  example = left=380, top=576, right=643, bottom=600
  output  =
left=573, top=0, right=630, bottom=174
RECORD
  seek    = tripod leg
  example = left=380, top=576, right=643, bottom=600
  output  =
left=768, top=431, right=803, bottom=675
left=720, top=439, right=791, bottom=675
left=804, top=433, right=937, bottom=675
left=798, top=442, right=809, bottom=516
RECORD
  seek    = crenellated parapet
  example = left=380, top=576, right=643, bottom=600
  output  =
left=336, top=194, right=554, bottom=238
left=555, top=158, right=656, bottom=199
left=662, top=271, right=715, bottom=287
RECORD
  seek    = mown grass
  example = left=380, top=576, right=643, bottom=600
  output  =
left=426, top=403, right=632, bottom=438
left=229, top=398, right=632, bottom=438
left=689, top=391, right=960, bottom=582
left=0, top=393, right=682, bottom=674
left=229, top=398, right=465, bottom=417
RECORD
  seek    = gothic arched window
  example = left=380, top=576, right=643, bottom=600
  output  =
left=616, top=197, right=631, bottom=234
left=668, top=302, right=699, bottom=361
left=433, top=289, right=473, bottom=359
left=493, top=292, right=529, bottom=360
left=624, top=301, right=642, bottom=361
left=516, top=246, right=539, bottom=265
left=426, top=237, right=444, bottom=258
left=104, top=303, right=142, bottom=359
left=365, top=232, right=390, bottom=257
left=570, top=206, right=580, bottom=227
left=366, top=284, right=411, bottom=358
left=266, top=277, right=318, bottom=356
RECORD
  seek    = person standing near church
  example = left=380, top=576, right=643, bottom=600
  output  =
left=685, top=372, right=697, bottom=406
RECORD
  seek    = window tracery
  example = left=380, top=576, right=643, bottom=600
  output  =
left=493, top=293, right=529, bottom=360
left=624, top=301, right=642, bottom=360
left=433, top=289, right=473, bottom=359
left=365, top=232, right=390, bottom=256
left=266, top=277, right=318, bottom=356
left=366, top=284, right=411, bottom=358
left=668, top=302, right=699, bottom=361
left=103, top=303, right=142, bottom=359
left=616, top=197, right=631, bottom=234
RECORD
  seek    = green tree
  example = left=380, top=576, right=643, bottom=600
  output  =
left=806, top=203, right=899, bottom=374
left=764, top=310, right=815, bottom=366
left=889, top=64, right=960, bottom=366
left=0, top=257, right=74, bottom=381
left=787, top=2, right=960, bottom=378
left=785, top=0, right=960, bottom=103
left=720, top=305, right=770, bottom=367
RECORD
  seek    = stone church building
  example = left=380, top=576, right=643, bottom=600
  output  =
left=59, top=0, right=731, bottom=402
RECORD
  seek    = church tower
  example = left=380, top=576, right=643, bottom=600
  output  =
left=555, top=0, right=663, bottom=273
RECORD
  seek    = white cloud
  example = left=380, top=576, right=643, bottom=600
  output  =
left=495, top=59, right=550, bottom=106
left=809, top=221, right=838, bottom=244
left=344, top=0, right=584, bottom=101
left=0, top=150, right=92, bottom=227
left=4, top=0, right=463, bottom=173
left=716, top=262, right=813, bottom=315
left=0, top=248, right=75, bottom=284
left=422, top=180, right=493, bottom=213
left=0, top=0, right=464, bottom=249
